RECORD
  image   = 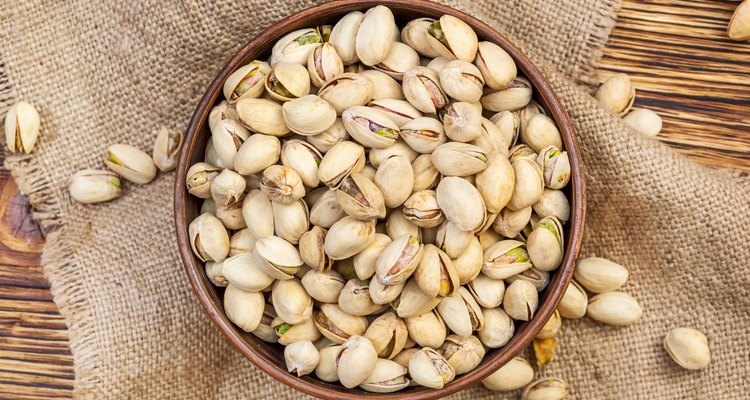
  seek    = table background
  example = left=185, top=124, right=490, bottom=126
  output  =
left=0, top=1, right=748, bottom=398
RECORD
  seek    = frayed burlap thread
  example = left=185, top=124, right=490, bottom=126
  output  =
left=1, top=0, right=749, bottom=399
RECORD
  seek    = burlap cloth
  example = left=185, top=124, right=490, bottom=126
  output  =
left=1, top=0, right=749, bottom=398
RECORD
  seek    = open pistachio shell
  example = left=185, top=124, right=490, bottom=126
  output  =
left=476, top=152, right=515, bottom=213
left=436, top=286, right=484, bottom=337
left=369, top=276, right=406, bottom=305
left=271, top=199, right=309, bottom=245
left=436, top=177, right=486, bottom=232
left=359, top=359, right=410, bottom=393
left=211, top=169, right=245, bottom=206
left=222, top=253, right=274, bottom=292
left=374, top=42, right=420, bottom=80
left=431, top=142, right=487, bottom=177
left=318, top=73, right=374, bottom=115
left=403, top=190, right=444, bottom=229
left=408, top=347, right=456, bottom=389
left=352, top=233, right=391, bottom=280
left=595, top=73, right=635, bottom=116
left=270, top=28, right=322, bottom=66
left=360, top=70, right=404, bottom=100
left=68, top=169, right=122, bottom=204
left=315, top=345, right=342, bottom=382
left=533, top=189, right=570, bottom=223
left=522, top=378, right=570, bottom=400
left=215, top=195, right=246, bottom=229
left=452, top=236, right=483, bottom=284
left=337, top=335, right=378, bottom=388
left=189, top=212, right=230, bottom=262
left=208, top=100, right=239, bottom=133
left=399, top=117, right=446, bottom=154
left=425, top=15, right=478, bottom=62
left=522, top=114, right=563, bottom=153
left=438, top=60, right=484, bottom=103
left=411, top=154, right=441, bottom=192
left=475, top=41, right=517, bottom=90
left=507, top=266, right=549, bottom=292
left=436, top=220, right=473, bottom=259
left=308, top=42, right=344, bottom=87
left=663, top=327, right=711, bottom=370
left=260, top=165, right=306, bottom=205
left=306, top=118, right=349, bottom=153
left=271, top=278, right=313, bottom=325
left=376, top=234, right=424, bottom=285
left=284, top=339, right=319, bottom=377
left=403, top=66, right=449, bottom=114
left=236, top=97, right=290, bottom=136
left=104, top=144, right=158, bottom=185
left=317, top=140, right=366, bottom=188
left=401, top=18, right=443, bottom=58
left=298, top=226, right=332, bottom=272
left=152, top=127, right=183, bottom=172
left=273, top=317, right=321, bottom=346
left=280, top=139, right=322, bottom=187
left=489, top=111, right=521, bottom=150
left=493, top=206, right=532, bottom=238
left=229, top=229, right=256, bottom=256
left=265, top=62, right=310, bottom=102
left=355, top=5, right=396, bottom=66
left=574, top=257, right=629, bottom=293
left=467, top=273, right=505, bottom=308
left=224, top=284, right=264, bottom=332
left=186, top=162, right=221, bottom=199
left=527, top=216, right=564, bottom=271
left=374, top=155, right=414, bottom=209
left=241, top=190, right=274, bottom=238
left=253, top=236, right=304, bottom=280
left=438, top=334, right=485, bottom=375
left=587, top=291, right=643, bottom=326
left=536, top=146, right=570, bottom=190
left=483, top=240, right=533, bottom=280
left=414, top=244, right=459, bottom=298
left=364, top=312, right=408, bottom=359
left=342, top=106, right=400, bottom=149
left=385, top=208, right=422, bottom=242
left=335, top=172, right=386, bottom=220
left=506, top=157, right=544, bottom=211
left=300, top=269, right=344, bottom=304
left=558, top=280, right=588, bottom=319
left=314, top=303, right=368, bottom=344
left=329, top=11, right=364, bottom=65
left=478, top=307, right=514, bottom=348
left=223, top=60, right=272, bottom=103
left=392, top=278, right=441, bottom=318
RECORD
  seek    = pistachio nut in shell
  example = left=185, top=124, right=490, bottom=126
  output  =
left=241, top=190, right=274, bottom=239
left=367, top=99, right=423, bottom=127
left=335, top=173, right=386, bottom=220
left=374, top=155, right=414, bottom=208
left=301, top=268, right=344, bottom=303
left=402, top=190, right=444, bottom=229
left=475, top=41, right=517, bottom=90
left=359, top=69, right=404, bottom=100
left=574, top=257, right=629, bottom=293
left=325, top=216, right=375, bottom=260
left=364, top=312, right=408, bottom=359
left=223, top=284, right=264, bottom=332
left=306, top=118, right=349, bottom=153
left=404, top=310, right=446, bottom=349
left=215, top=196, right=246, bottom=229
left=473, top=117, right=512, bottom=155
left=189, top=213, right=230, bottom=262
left=437, top=334, right=485, bottom=375
left=338, top=278, right=382, bottom=316
left=478, top=229, right=502, bottom=251
left=425, top=15, right=478, bottom=62
left=315, top=345, right=342, bottom=382
left=408, top=347, right=456, bottom=389
left=506, top=157, right=544, bottom=211
left=623, top=107, right=663, bottom=137
left=271, top=278, right=313, bottom=325
left=536, top=309, right=562, bottom=340
left=270, top=28, right=322, bottom=66
left=663, top=327, right=711, bottom=370
left=341, top=106, right=400, bottom=149
left=507, top=266, right=549, bottom=293
left=186, top=162, right=221, bottom=199
left=352, top=233, right=391, bottom=280
left=481, top=77, right=533, bottom=112
left=392, top=278, right=441, bottom=318
left=375, top=233, right=424, bottom=285
left=5, top=101, right=40, bottom=154
left=509, top=143, right=538, bottom=163
left=403, top=66, right=448, bottom=114
left=481, top=357, right=534, bottom=391
left=205, top=261, right=227, bottom=287
left=208, top=100, right=239, bottom=132
left=318, top=73, right=374, bottom=115
left=522, top=114, right=563, bottom=154
left=489, top=110, right=521, bottom=150
left=298, top=226, right=332, bottom=272
left=264, top=62, right=310, bottom=101
left=385, top=208, right=422, bottom=241
left=401, top=18, right=442, bottom=58
left=104, top=144, right=157, bottom=185
left=236, top=98, right=290, bottom=136
left=425, top=56, right=450, bottom=73
left=467, top=273, right=505, bottom=308
left=411, top=154, right=441, bottom=192
left=436, top=177, right=486, bottom=232
left=373, top=41, right=420, bottom=80
left=400, top=117, right=446, bottom=154
left=441, top=101, right=483, bottom=143
left=587, top=291, right=643, bottom=326
left=282, top=95, right=337, bottom=136
left=439, top=60, right=484, bottom=103
left=68, top=169, right=122, bottom=204
left=493, top=206, right=531, bottom=238
left=359, top=358, right=410, bottom=393
left=317, top=140, right=366, bottom=188
left=368, top=140, right=418, bottom=168
left=414, top=244, right=459, bottom=298
left=369, top=276, right=406, bottom=305
left=222, top=60, right=271, bottom=102
left=280, top=139, right=321, bottom=187
left=355, top=6, right=396, bottom=66
left=594, top=73, right=635, bottom=116
left=309, top=188, right=347, bottom=228
left=151, top=127, right=183, bottom=172
left=336, top=335, right=378, bottom=388
left=271, top=199, right=309, bottom=245
left=308, top=42, right=344, bottom=87
left=431, top=142, right=487, bottom=177
left=452, top=236, right=483, bottom=284
left=253, top=235, right=304, bottom=280
left=729, top=0, right=750, bottom=40
left=222, top=253, right=274, bottom=292
left=314, top=303, right=368, bottom=344
left=329, top=11, right=363, bottom=65
left=229, top=229, right=256, bottom=256
left=557, top=280, right=588, bottom=319
left=503, top=279, right=538, bottom=321
left=536, top=146, right=571, bottom=190
left=259, top=165, right=305, bottom=205
left=436, top=220, right=473, bottom=259
left=527, top=216, right=564, bottom=271
left=211, top=169, right=245, bottom=206
left=284, top=339, right=319, bottom=377
left=478, top=307, right=514, bottom=348
left=476, top=152, right=515, bottom=213
left=436, top=286, right=484, bottom=337
left=233, top=134, right=279, bottom=175
left=273, top=316, right=322, bottom=346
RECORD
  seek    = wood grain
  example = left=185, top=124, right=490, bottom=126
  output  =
left=1, top=0, right=748, bottom=398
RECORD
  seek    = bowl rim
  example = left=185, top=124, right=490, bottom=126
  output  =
left=174, top=0, right=586, bottom=398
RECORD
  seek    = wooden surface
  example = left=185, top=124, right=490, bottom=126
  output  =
left=0, top=0, right=748, bottom=398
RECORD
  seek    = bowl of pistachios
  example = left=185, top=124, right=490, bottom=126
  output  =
left=174, top=0, right=585, bottom=398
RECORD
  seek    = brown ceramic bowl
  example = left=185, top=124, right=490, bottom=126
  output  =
left=175, top=0, right=586, bottom=398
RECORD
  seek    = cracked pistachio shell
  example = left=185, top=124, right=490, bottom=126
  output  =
left=318, top=73, right=374, bottom=115
left=481, top=77, right=533, bottom=112
left=483, top=240, right=533, bottom=280
left=595, top=73, right=635, bottom=116
left=436, top=220, right=473, bottom=259
left=315, top=345, right=342, bottom=382
left=369, top=276, right=406, bottom=305
left=317, top=140, right=366, bottom=188
left=264, top=62, right=310, bottom=101
left=272, top=278, right=313, bottom=325
left=401, top=18, right=443, bottom=58
left=369, top=140, right=419, bottom=168
left=209, top=100, right=239, bottom=132
left=272, top=199, right=309, bottom=245
left=335, top=173, right=386, bottom=220
left=587, top=291, right=643, bottom=326
left=439, top=60, right=484, bottom=103
left=104, top=144, right=157, bottom=185
left=482, top=357, right=533, bottom=391
left=186, top=162, right=221, bottom=199
left=308, top=43, right=344, bottom=87
left=342, top=106, right=400, bottom=149
left=400, top=117, right=446, bottom=154
left=5, top=101, right=40, bottom=154
left=211, top=119, right=249, bottom=167
left=229, top=228, right=256, bottom=256
left=478, top=307, right=514, bottom=348
left=533, top=189, right=570, bottom=223
left=325, top=216, right=375, bottom=260
left=467, top=273, right=505, bottom=308
left=493, top=206, right=532, bottom=238
left=364, top=312, right=408, bottom=359
left=414, top=244, right=459, bottom=299
left=437, top=286, right=484, bottom=337
left=360, top=358, right=410, bottom=393
left=270, top=28, right=322, bottom=66
left=223, top=60, right=271, bottom=103
left=472, top=117, right=512, bottom=155
left=355, top=6, right=396, bottom=66
left=411, top=154, right=441, bottom=192
left=507, top=157, right=544, bottom=211
left=527, top=216, right=564, bottom=271
left=503, top=280, right=539, bottom=321
left=452, top=236, right=483, bottom=284
left=314, top=303, right=368, bottom=343
left=624, top=107, right=663, bottom=137
left=438, top=334, right=485, bottom=375
left=392, top=278, right=441, bottom=318
left=536, top=309, right=562, bottom=339
left=152, top=127, right=183, bottom=172
left=282, top=95, right=337, bottom=136
left=555, top=280, right=587, bottom=320
left=233, top=133, right=281, bottom=175
left=329, top=11, right=364, bottom=65
left=441, top=102, right=482, bottom=143
left=490, top=111, right=521, bottom=150
left=216, top=195, right=246, bottom=229
left=309, top=189, right=346, bottom=228
left=436, top=177, right=486, bottom=232
left=403, top=66, right=449, bottom=114
left=367, top=99, right=423, bottom=127
left=301, top=268, right=345, bottom=303
left=211, top=169, right=246, bottom=206
left=222, top=253, right=274, bottom=292
left=280, top=139, right=322, bottom=187
left=425, top=15, right=478, bottom=62
left=664, top=327, right=711, bottom=370
left=386, top=208, right=422, bottom=242
left=242, top=190, right=274, bottom=238
left=476, top=152, right=515, bottom=213
left=224, top=283, right=264, bottom=332
left=522, top=114, right=562, bottom=153
left=273, top=316, right=321, bottom=346
left=337, top=335, right=378, bottom=388
left=236, top=98, right=290, bottom=136
left=431, top=142, right=487, bottom=177
left=353, top=233, right=391, bottom=280
left=373, top=42, right=420, bottom=80
left=68, top=169, right=122, bottom=204
left=574, top=257, right=629, bottom=293
left=360, top=70, right=404, bottom=100
left=408, top=347, right=456, bottom=389
left=509, top=143, right=538, bottom=163
left=729, top=1, right=750, bottom=40
left=404, top=309, right=446, bottom=348
left=537, top=146, right=570, bottom=190
left=306, top=118, right=349, bottom=153
left=376, top=234, right=424, bottom=285
left=375, top=155, right=414, bottom=208
left=403, top=190, right=444, bottom=229
left=299, top=226, right=332, bottom=272
left=260, top=165, right=305, bottom=205
left=189, top=213, right=230, bottom=262
left=253, top=236, right=303, bottom=280
left=206, top=260, right=227, bottom=287
left=284, top=339, right=320, bottom=377
left=507, top=266, right=549, bottom=292
left=522, top=378, right=569, bottom=400
left=475, top=41, right=517, bottom=90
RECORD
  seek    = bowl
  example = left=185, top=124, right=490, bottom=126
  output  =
left=174, top=0, right=586, bottom=398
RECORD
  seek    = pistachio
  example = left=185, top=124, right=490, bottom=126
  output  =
left=392, top=278, right=441, bottom=318
left=373, top=42, right=420, bottom=80
left=352, top=233, right=391, bottom=280
left=368, top=140, right=419, bottom=168
left=336, top=335, right=379, bottom=388
left=557, top=280, right=588, bottom=319
left=518, top=101, right=545, bottom=133
left=241, top=190, right=274, bottom=238
left=6, top=101, right=41, bottom=154
left=272, top=278, right=313, bottom=325
left=342, top=106, right=400, bottom=149
left=315, top=345, right=342, bottom=382
left=411, top=154, right=441, bottom=191
left=536, top=146, right=571, bottom=190
left=408, top=347, right=455, bottom=389
left=506, top=266, right=550, bottom=292
left=282, top=95, right=337, bottom=135
left=425, top=15, right=478, bottom=62
left=329, top=11, right=364, bottom=65
left=355, top=6, right=397, bottom=66
left=317, top=140, right=366, bottom=188
left=274, top=317, right=322, bottom=346
left=400, top=117, right=447, bottom=154
left=522, top=114, right=563, bottom=153
left=493, top=206, right=531, bottom=238
left=369, top=275, right=406, bottom=305
left=536, top=309, right=562, bottom=339
left=426, top=56, right=451, bottom=73
left=439, top=60, right=485, bottom=103
left=318, top=73, right=374, bottom=115
left=478, top=228, right=502, bottom=251
left=236, top=98, right=290, bottom=136
left=404, top=310, right=447, bottom=348
left=403, top=66, right=448, bottom=113
left=360, top=358, right=410, bottom=393
left=222, top=253, right=275, bottom=292
left=252, top=236, right=303, bottom=280
left=335, top=173, right=386, bottom=220
left=308, top=43, right=344, bottom=87
left=471, top=117, right=511, bottom=156
left=301, top=268, right=345, bottom=303
left=309, top=188, right=347, bottom=228
left=367, top=99, right=423, bottom=127
left=270, top=28, right=322, bottom=66
left=189, top=212, right=230, bottom=262
left=223, top=60, right=271, bottom=102
left=623, top=107, right=663, bottom=137
left=284, top=339, right=320, bottom=377
left=436, top=286, right=483, bottom=337
left=475, top=152, right=515, bottom=214
left=522, top=378, right=569, bottom=400
left=489, top=110, right=521, bottom=150
left=574, top=257, right=629, bottom=293
left=467, top=273, right=505, bottom=308
left=68, top=169, right=122, bottom=204
left=452, top=236, right=484, bottom=284
left=223, top=283, right=264, bottom=332
left=208, top=100, right=239, bottom=133
left=481, top=357, right=534, bottom=391
left=376, top=234, right=424, bottom=285
left=481, top=77, right=533, bottom=112
left=437, top=334, right=485, bottom=375
left=272, top=199, right=309, bottom=245
left=186, top=162, right=221, bottom=199
left=364, top=312, right=408, bottom=359
left=431, top=142, right=487, bottom=177
left=441, top=101, right=483, bottom=142
left=509, top=143, right=538, bottom=163
left=503, top=280, right=538, bottom=321
left=435, top=177, right=486, bottom=232
left=506, top=157, right=545, bottom=211
left=475, top=41, right=517, bottom=89
left=728, top=1, right=750, bottom=41
left=265, top=62, right=311, bottom=101
left=298, top=226, right=332, bottom=272
left=279, top=139, right=322, bottom=187
left=478, top=307, right=514, bottom=348
left=360, top=70, right=404, bottom=100
left=663, top=327, right=711, bottom=370
left=385, top=208, right=422, bottom=242
left=436, top=220, right=474, bottom=259
left=215, top=195, right=246, bottom=229
left=595, top=73, right=635, bottom=116
left=260, top=165, right=305, bottom=205
left=403, top=190, right=444, bottom=228
left=527, top=216, right=564, bottom=271
left=338, top=278, right=382, bottom=316
left=104, top=144, right=158, bottom=184
left=374, top=155, right=414, bottom=208
left=587, top=291, right=643, bottom=326
left=401, top=18, right=443, bottom=58
left=314, top=303, right=368, bottom=343
left=205, top=260, right=227, bottom=287
left=151, top=127, right=183, bottom=172
left=414, top=244, right=459, bottom=298
left=211, top=169, right=246, bottom=206
left=325, top=216, right=375, bottom=260
left=229, top=229, right=256, bottom=256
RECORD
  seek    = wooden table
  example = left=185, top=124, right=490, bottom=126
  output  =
left=0, top=1, right=748, bottom=398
